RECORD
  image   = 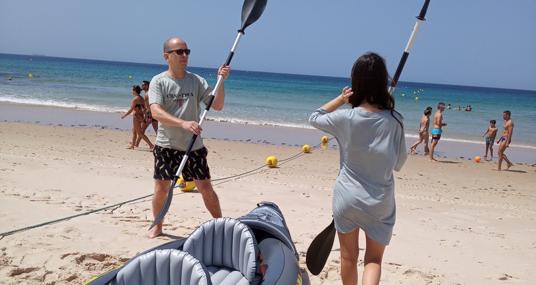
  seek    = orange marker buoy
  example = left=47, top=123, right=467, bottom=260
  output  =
left=474, top=156, right=481, bottom=163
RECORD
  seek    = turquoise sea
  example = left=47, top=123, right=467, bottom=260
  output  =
left=1, top=53, right=535, bottom=148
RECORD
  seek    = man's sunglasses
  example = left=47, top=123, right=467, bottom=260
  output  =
left=168, top=49, right=191, bottom=56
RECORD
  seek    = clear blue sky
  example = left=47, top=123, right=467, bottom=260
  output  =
left=1, top=0, right=535, bottom=90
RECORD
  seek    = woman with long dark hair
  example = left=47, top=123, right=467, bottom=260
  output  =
left=121, top=85, right=154, bottom=150
left=309, top=52, right=407, bottom=284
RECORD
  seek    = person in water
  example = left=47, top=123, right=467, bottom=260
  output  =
left=121, top=85, right=154, bottom=150
left=482, top=119, right=498, bottom=161
left=309, top=52, right=407, bottom=285
left=429, top=102, right=447, bottom=161
left=410, top=106, right=432, bottom=155
left=147, top=36, right=230, bottom=238
left=497, top=111, right=514, bottom=170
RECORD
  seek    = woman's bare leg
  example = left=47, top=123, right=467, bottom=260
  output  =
left=338, top=228, right=360, bottom=285
left=135, top=120, right=149, bottom=147
left=362, top=235, right=386, bottom=285
left=128, top=118, right=137, bottom=149
left=134, top=118, right=154, bottom=149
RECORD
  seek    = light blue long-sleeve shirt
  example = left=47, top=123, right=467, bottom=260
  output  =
left=309, top=107, right=407, bottom=245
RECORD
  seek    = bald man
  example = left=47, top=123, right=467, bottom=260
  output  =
left=147, top=37, right=230, bottom=238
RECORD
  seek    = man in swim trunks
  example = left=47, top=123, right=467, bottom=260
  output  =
left=135, top=81, right=158, bottom=148
left=429, top=102, right=447, bottom=161
left=497, top=110, right=514, bottom=170
left=147, top=36, right=230, bottom=238
left=142, top=80, right=158, bottom=133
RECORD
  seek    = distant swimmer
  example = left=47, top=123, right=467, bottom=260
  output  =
left=429, top=102, right=447, bottom=161
left=497, top=111, right=514, bottom=170
left=482, top=119, right=498, bottom=161
left=410, top=106, right=432, bottom=155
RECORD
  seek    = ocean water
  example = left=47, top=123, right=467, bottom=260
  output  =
left=1, top=53, right=535, bottom=148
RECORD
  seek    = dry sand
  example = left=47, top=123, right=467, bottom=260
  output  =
left=0, top=122, right=535, bottom=284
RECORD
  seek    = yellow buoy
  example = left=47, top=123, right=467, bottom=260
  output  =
left=302, top=144, right=311, bottom=153
left=321, top=135, right=329, bottom=144
left=266, top=155, right=278, bottom=168
left=128, top=75, right=133, bottom=79
left=176, top=176, right=196, bottom=192
left=415, top=96, right=419, bottom=101
left=28, top=72, right=33, bottom=79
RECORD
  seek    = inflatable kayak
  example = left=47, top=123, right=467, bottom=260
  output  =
left=85, top=202, right=309, bottom=285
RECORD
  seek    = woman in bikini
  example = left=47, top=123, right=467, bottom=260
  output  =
left=121, top=85, right=154, bottom=150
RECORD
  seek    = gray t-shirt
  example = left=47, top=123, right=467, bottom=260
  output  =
left=309, top=107, right=407, bottom=245
left=148, top=71, right=213, bottom=151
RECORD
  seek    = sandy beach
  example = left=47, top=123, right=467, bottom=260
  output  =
left=1, top=119, right=535, bottom=285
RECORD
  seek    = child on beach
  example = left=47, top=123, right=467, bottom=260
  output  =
left=410, top=106, right=432, bottom=155
left=121, top=85, right=154, bottom=150
left=309, top=52, right=407, bottom=285
left=483, top=120, right=498, bottom=161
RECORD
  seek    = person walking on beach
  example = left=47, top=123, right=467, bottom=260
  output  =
left=135, top=80, right=158, bottom=147
left=497, top=111, right=514, bottom=170
left=410, top=106, right=432, bottom=155
left=483, top=119, right=498, bottom=161
left=429, top=102, right=447, bottom=161
left=121, top=85, right=154, bottom=150
left=309, top=53, right=407, bottom=285
left=147, top=36, right=230, bottom=238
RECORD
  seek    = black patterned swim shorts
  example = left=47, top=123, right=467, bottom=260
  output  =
left=153, top=145, right=211, bottom=181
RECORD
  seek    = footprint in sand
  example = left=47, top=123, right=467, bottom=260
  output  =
left=498, top=273, right=516, bottom=281
left=9, top=266, right=40, bottom=277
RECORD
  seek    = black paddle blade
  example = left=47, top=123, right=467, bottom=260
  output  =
left=240, top=0, right=267, bottom=32
left=417, top=0, right=431, bottom=20
left=306, top=219, right=336, bottom=275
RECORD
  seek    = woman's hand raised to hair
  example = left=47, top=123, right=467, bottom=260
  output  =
left=339, top=86, right=353, bottom=104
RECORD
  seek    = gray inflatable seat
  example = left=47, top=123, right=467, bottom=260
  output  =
left=113, top=249, right=211, bottom=285
left=258, top=238, right=300, bottom=285
left=183, top=218, right=259, bottom=285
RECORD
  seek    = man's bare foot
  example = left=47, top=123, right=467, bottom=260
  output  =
left=430, top=158, right=438, bottom=162
left=127, top=144, right=134, bottom=149
left=506, top=162, right=513, bottom=170
left=410, top=147, right=417, bottom=155
left=147, top=225, right=163, bottom=239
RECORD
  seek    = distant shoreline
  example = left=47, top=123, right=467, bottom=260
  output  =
left=1, top=101, right=535, bottom=164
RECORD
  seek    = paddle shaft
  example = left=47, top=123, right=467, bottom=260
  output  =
left=389, top=0, right=430, bottom=95
left=150, top=32, right=244, bottom=229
